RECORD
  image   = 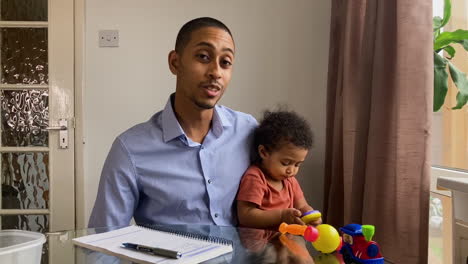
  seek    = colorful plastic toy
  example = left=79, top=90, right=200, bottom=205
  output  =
left=312, top=224, right=342, bottom=254
left=278, top=234, right=312, bottom=259
left=301, top=210, right=322, bottom=224
left=279, top=222, right=319, bottom=242
left=314, top=252, right=345, bottom=264
left=279, top=222, right=342, bottom=254
left=339, top=224, right=384, bottom=264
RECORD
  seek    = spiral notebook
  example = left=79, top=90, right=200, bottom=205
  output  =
left=72, top=225, right=233, bottom=264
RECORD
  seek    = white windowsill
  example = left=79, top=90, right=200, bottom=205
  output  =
left=431, top=166, right=468, bottom=197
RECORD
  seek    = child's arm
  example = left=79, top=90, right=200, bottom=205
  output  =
left=294, top=197, right=313, bottom=214
left=237, top=200, right=304, bottom=229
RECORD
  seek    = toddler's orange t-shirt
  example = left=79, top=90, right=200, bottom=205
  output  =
left=237, top=165, right=305, bottom=210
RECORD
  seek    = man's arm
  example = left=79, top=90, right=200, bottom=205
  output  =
left=88, top=138, right=139, bottom=228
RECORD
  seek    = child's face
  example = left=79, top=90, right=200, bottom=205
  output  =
left=259, top=143, right=308, bottom=182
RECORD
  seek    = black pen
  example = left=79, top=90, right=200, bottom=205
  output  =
left=121, top=242, right=182, bottom=259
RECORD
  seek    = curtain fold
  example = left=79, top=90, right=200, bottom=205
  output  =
left=324, top=1, right=432, bottom=263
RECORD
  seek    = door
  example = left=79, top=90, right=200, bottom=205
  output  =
left=0, top=0, right=75, bottom=263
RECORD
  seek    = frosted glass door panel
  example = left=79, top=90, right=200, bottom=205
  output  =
left=1, top=90, right=49, bottom=147
left=0, top=28, right=48, bottom=85
left=0, top=0, right=47, bottom=21
left=1, top=214, right=48, bottom=231
left=1, top=152, right=49, bottom=210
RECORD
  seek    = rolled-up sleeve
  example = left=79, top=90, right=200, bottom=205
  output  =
left=88, top=137, right=139, bottom=228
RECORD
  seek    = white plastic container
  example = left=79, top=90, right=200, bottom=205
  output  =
left=0, top=230, right=46, bottom=264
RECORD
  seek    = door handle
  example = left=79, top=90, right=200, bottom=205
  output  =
left=45, top=125, right=67, bottom=130
left=45, top=119, right=68, bottom=149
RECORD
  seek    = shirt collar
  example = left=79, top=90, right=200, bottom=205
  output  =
left=161, top=94, right=232, bottom=142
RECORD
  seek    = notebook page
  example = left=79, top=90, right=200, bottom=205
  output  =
left=73, top=225, right=232, bottom=264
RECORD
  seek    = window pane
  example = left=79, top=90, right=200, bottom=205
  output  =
left=428, top=195, right=444, bottom=263
left=0, top=28, right=48, bottom=85
left=1, top=90, right=49, bottom=147
left=431, top=0, right=468, bottom=171
left=0, top=0, right=47, bottom=21
left=1, top=152, right=49, bottom=209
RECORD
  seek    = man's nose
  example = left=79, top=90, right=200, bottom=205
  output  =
left=208, top=61, right=222, bottom=80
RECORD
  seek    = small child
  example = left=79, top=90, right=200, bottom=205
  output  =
left=237, top=110, right=321, bottom=229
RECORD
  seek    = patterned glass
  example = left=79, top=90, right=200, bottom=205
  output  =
left=0, top=0, right=47, bottom=21
left=1, top=28, right=48, bottom=84
left=1, top=214, right=48, bottom=232
left=1, top=152, right=49, bottom=209
left=1, top=90, right=49, bottom=147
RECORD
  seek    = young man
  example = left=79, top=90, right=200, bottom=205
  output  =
left=88, top=17, right=257, bottom=228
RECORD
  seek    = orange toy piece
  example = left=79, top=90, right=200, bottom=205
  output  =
left=279, top=223, right=307, bottom=235
left=279, top=234, right=312, bottom=259
left=279, top=222, right=319, bottom=242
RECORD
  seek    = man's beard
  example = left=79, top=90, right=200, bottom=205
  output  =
left=194, top=99, right=216, bottom=109
left=192, top=94, right=222, bottom=109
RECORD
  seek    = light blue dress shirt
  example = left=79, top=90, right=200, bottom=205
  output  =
left=88, top=94, right=257, bottom=228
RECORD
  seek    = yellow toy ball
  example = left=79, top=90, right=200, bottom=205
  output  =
left=314, top=253, right=342, bottom=264
left=311, top=224, right=341, bottom=254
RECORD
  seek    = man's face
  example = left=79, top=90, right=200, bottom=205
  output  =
left=170, top=27, right=235, bottom=109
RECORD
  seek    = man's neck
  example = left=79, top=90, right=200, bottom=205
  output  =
left=173, top=96, right=214, bottom=144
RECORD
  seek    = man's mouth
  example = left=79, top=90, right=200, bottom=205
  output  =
left=201, top=83, right=222, bottom=97
left=204, top=85, right=220, bottom=91
left=201, top=82, right=221, bottom=90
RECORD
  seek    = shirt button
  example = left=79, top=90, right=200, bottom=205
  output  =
left=208, top=179, right=212, bottom=184
left=214, top=213, right=219, bottom=218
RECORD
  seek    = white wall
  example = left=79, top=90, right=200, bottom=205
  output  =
left=82, top=0, right=331, bottom=227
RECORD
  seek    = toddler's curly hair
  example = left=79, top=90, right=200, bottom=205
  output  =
left=252, top=109, right=313, bottom=163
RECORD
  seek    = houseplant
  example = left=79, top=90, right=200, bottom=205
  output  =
left=433, top=0, right=468, bottom=111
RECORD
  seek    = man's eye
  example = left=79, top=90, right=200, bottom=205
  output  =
left=281, top=161, right=290, bottom=166
left=221, top=60, right=232, bottom=67
left=197, top=54, right=210, bottom=61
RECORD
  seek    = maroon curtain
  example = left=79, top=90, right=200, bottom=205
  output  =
left=323, top=1, right=432, bottom=263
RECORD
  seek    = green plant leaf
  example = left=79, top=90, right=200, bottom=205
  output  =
left=455, top=39, right=468, bottom=52
left=434, top=29, right=468, bottom=50
left=440, top=0, right=452, bottom=28
left=434, top=29, right=441, bottom=40
left=443, top=45, right=456, bottom=58
left=433, top=16, right=443, bottom=32
left=434, top=53, right=449, bottom=111
left=452, top=92, right=468, bottom=109
left=448, top=62, right=468, bottom=109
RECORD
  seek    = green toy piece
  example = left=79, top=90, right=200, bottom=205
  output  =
left=362, top=225, right=375, bottom=242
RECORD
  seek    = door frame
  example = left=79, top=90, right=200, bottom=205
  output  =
left=74, top=0, right=87, bottom=229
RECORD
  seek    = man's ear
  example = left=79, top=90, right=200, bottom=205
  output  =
left=168, top=50, right=179, bottom=75
left=258, top=145, right=269, bottom=160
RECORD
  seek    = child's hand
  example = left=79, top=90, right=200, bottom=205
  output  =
left=308, top=217, right=322, bottom=227
left=280, top=208, right=305, bottom=225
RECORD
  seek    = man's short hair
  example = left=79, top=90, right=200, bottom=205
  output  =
left=175, top=17, right=233, bottom=54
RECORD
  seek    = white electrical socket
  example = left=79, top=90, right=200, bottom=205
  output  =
left=99, top=30, right=119, bottom=47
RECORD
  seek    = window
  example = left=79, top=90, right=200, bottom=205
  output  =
left=430, top=1, right=468, bottom=263
left=432, top=0, right=468, bottom=171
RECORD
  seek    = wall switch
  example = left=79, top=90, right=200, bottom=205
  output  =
left=99, top=30, right=119, bottom=47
